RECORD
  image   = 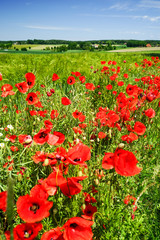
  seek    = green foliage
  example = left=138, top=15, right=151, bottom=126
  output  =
left=0, top=52, right=159, bottom=239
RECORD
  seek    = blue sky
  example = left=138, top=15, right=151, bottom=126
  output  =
left=1, top=0, right=160, bottom=41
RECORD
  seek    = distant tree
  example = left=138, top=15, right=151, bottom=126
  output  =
left=21, top=47, right=27, bottom=51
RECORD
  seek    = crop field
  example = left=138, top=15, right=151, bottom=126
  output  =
left=0, top=52, right=159, bottom=239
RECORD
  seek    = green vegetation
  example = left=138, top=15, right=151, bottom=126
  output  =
left=0, top=52, right=159, bottom=239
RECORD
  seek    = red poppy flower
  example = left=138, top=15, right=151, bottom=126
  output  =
left=25, top=72, right=36, bottom=89
left=121, top=132, right=138, bottom=143
left=15, top=82, right=29, bottom=94
left=30, top=184, right=48, bottom=200
left=67, top=76, right=75, bottom=85
left=67, top=143, right=91, bottom=165
left=72, top=110, right=82, bottom=119
left=61, top=97, right=72, bottom=105
left=33, top=128, right=51, bottom=145
left=102, top=153, right=114, bottom=170
left=124, top=73, right=128, bottom=78
left=98, top=132, right=107, bottom=139
left=59, top=176, right=87, bottom=198
left=13, top=222, right=42, bottom=240
left=17, top=194, right=53, bottom=223
left=39, top=168, right=65, bottom=195
left=106, top=84, right=112, bottom=90
left=41, top=227, right=64, bottom=240
left=144, top=108, right=155, bottom=118
left=101, top=61, right=106, bottom=65
left=126, top=84, right=138, bottom=96
left=51, top=109, right=59, bottom=119
left=26, top=92, right=39, bottom=105
left=85, top=83, right=95, bottom=91
left=63, top=217, right=93, bottom=240
left=18, top=135, right=33, bottom=147
left=124, top=195, right=136, bottom=205
left=114, top=149, right=141, bottom=176
left=0, top=73, right=2, bottom=81
left=73, top=127, right=83, bottom=134
left=1, top=84, right=15, bottom=97
left=134, top=121, right=146, bottom=135
left=32, top=151, right=47, bottom=164
left=82, top=203, right=97, bottom=220
left=44, top=120, right=53, bottom=129
left=79, top=76, right=86, bottom=83
left=52, top=73, right=60, bottom=81
left=29, top=110, right=37, bottom=116
left=53, top=131, right=65, bottom=145
left=6, top=134, right=17, bottom=143
left=84, top=192, right=97, bottom=204
left=10, top=146, right=18, bottom=152
left=118, top=81, right=124, bottom=86
left=0, top=191, right=7, bottom=212
left=78, top=114, right=86, bottom=122
left=47, top=133, right=59, bottom=145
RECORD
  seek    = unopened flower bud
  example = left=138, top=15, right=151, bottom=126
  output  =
left=118, top=143, right=125, bottom=149
left=44, top=158, right=49, bottom=166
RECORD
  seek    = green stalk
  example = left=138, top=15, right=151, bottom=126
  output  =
left=6, top=176, right=14, bottom=240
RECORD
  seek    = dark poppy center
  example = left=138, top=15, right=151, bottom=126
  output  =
left=30, top=204, right=40, bottom=214
left=40, top=132, right=48, bottom=138
left=27, top=81, right=32, bottom=86
left=24, top=230, right=32, bottom=238
left=73, top=158, right=81, bottom=162
left=87, top=210, right=92, bottom=214
left=70, top=223, right=78, bottom=228
left=69, top=79, right=73, bottom=83
left=29, top=96, right=33, bottom=101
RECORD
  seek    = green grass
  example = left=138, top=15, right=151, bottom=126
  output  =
left=0, top=51, right=159, bottom=239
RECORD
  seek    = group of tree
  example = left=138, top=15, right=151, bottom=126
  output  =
left=1, top=39, right=160, bottom=52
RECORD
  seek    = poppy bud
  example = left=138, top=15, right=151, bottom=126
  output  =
left=43, top=158, right=49, bottom=166
left=17, top=174, right=22, bottom=181
left=94, top=179, right=99, bottom=185
left=53, top=208, right=58, bottom=214
left=118, top=143, right=125, bottom=149
left=78, top=171, right=83, bottom=177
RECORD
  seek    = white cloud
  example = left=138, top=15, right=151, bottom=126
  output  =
left=109, top=3, right=130, bottom=10
left=138, top=0, right=160, bottom=8
left=25, top=25, right=93, bottom=32
left=134, top=15, right=160, bottom=21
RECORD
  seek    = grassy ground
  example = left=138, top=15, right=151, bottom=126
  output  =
left=0, top=51, right=159, bottom=239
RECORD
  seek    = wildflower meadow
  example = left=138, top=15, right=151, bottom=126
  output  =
left=0, top=52, right=160, bottom=240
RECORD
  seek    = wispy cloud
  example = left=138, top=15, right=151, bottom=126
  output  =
left=134, top=15, right=160, bottom=21
left=25, top=25, right=93, bottom=32
left=138, top=0, right=160, bottom=8
left=108, top=3, right=130, bottom=11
